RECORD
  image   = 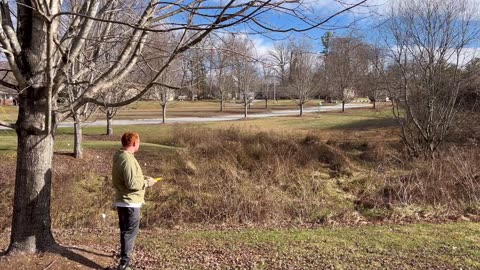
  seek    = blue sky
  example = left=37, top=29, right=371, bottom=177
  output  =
left=221, top=0, right=480, bottom=65
left=217, top=0, right=392, bottom=56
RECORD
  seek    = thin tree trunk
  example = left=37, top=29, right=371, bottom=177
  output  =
left=162, top=105, right=167, bottom=124
left=9, top=100, right=57, bottom=253
left=373, top=100, right=376, bottom=109
left=300, top=103, right=304, bottom=116
left=73, top=120, right=83, bottom=159
left=244, top=101, right=248, bottom=118
left=342, top=101, right=345, bottom=112
left=107, top=116, right=113, bottom=136
left=220, top=95, right=224, bottom=112
left=265, top=98, right=268, bottom=109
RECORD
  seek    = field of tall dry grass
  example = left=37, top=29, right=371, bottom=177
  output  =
left=1, top=109, right=479, bottom=230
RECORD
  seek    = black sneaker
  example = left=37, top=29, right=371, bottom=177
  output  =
left=116, top=264, right=133, bottom=270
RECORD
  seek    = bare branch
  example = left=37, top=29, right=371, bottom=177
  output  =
left=251, top=0, right=368, bottom=33
left=0, top=119, right=15, bottom=129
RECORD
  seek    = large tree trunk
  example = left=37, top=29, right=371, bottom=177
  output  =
left=8, top=93, right=57, bottom=253
left=73, top=120, right=83, bottom=159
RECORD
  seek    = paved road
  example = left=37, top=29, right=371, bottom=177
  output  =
left=0, top=103, right=371, bottom=130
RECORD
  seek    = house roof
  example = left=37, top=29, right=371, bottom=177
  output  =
left=0, top=61, right=17, bottom=96
left=0, top=86, right=17, bottom=95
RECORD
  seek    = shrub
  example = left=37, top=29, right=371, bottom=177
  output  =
left=356, top=148, right=480, bottom=217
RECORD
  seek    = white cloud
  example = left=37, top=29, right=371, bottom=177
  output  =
left=251, top=36, right=274, bottom=58
left=451, top=48, right=480, bottom=66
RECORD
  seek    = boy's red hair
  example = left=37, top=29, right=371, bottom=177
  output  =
left=121, top=132, right=140, bottom=147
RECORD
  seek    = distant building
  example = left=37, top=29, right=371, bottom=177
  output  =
left=0, top=87, right=17, bottom=106
left=239, top=91, right=255, bottom=101
left=0, top=61, right=18, bottom=106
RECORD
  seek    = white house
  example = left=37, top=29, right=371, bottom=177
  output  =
left=0, top=88, right=17, bottom=106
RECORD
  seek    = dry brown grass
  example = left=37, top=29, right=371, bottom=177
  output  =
left=1, top=117, right=479, bottom=230
left=348, top=146, right=480, bottom=222
left=139, top=127, right=364, bottom=227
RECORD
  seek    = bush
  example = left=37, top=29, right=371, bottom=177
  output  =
left=137, top=128, right=359, bottom=226
left=355, top=148, right=480, bottom=218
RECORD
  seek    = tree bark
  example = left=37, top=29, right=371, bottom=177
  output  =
left=300, top=103, right=304, bottom=116
left=342, top=101, right=345, bottom=112
left=107, top=116, right=113, bottom=136
left=373, top=99, right=376, bottom=109
left=220, top=96, right=224, bottom=112
left=265, top=98, right=268, bottom=109
left=8, top=93, right=57, bottom=253
left=73, top=120, right=83, bottom=159
left=162, top=105, right=167, bottom=124
left=106, top=108, right=115, bottom=136
left=244, top=101, right=248, bottom=118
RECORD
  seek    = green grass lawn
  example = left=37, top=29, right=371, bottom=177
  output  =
left=0, top=108, right=397, bottom=153
left=41, top=221, right=479, bottom=269
left=136, top=222, right=480, bottom=269
left=0, top=106, right=17, bottom=122
left=114, top=99, right=333, bottom=119
left=0, top=222, right=477, bottom=269
left=204, top=108, right=396, bottom=131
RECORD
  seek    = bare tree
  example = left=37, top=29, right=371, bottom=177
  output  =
left=228, top=35, right=259, bottom=118
left=326, top=35, right=370, bottom=111
left=151, top=71, right=181, bottom=123
left=139, top=33, right=182, bottom=123
left=71, top=104, right=98, bottom=158
left=384, top=0, right=478, bottom=156
left=364, top=45, right=388, bottom=109
left=179, top=41, right=207, bottom=101
left=288, top=40, right=319, bottom=116
left=65, top=68, right=99, bottom=159
left=100, top=83, right=139, bottom=136
left=259, top=59, right=276, bottom=109
left=206, top=36, right=233, bottom=111
left=0, top=0, right=368, bottom=253
left=268, top=41, right=291, bottom=86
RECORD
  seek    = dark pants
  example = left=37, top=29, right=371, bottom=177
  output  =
left=117, top=207, right=140, bottom=266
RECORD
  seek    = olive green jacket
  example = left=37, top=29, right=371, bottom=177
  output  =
left=112, top=149, right=146, bottom=206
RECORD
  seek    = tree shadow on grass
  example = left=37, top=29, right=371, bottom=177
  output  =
left=0, top=245, right=113, bottom=269
left=53, top=151, right=75, bottom=157
left=52, top=244, right=112, bottom=269
left=63, top=245, right=113, bottom=258
left=0, top=245, right=111, bottom=269
left=330, top=117, right=398, bottom=130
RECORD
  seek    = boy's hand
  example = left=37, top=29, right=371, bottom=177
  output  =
left=144, top=176, right=156, bottom=188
